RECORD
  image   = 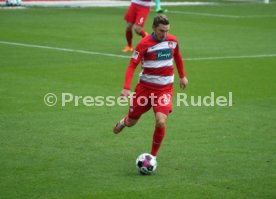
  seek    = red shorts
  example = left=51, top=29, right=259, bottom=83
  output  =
left=128, top=84, right=173, bottom=119
left=124, top=3, right=150, bottom=27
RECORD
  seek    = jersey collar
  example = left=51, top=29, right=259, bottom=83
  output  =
left=151, top=32, right=166, bottom=42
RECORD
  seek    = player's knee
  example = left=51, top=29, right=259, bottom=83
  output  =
left=155, top=119, right=166, bottom=128
left=126, top=26, right=132, bottom=31
left=126, top=23, right=133, bottom=31
left=134, top=26, right=142, bottom=35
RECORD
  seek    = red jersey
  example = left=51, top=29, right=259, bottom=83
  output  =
left=124, top=33, right=185, bottom=91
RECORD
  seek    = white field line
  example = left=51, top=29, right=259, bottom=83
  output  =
left=1, top=41, right=276, bottom=61
left=30, top=1, right=218, bottom=7
left=0, top=41, right=129, bottom=59
left=168, top=10, right=276, bottom=18
left=185, top=54, right=276, bottom=61
left=0, top=1, right=218, bottom=8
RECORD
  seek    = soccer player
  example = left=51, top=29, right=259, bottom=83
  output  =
left=122, top=0, right=151, bottom=53
left=114, top=15, right=188, bottom=158
left=123, top=0, right=168, bottom=53
left=154, top=0, right=168, bottom=13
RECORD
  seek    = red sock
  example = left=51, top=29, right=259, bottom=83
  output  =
left=139, top=29, right=147, bottom=38
left=151, top=125, right=166, bottom=156
left=126, top=29, right=132, bottom=47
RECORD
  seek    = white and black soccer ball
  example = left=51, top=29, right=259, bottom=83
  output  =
left=136, top=153, right=157, bottom=175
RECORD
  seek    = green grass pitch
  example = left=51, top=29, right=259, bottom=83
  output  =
left=0, top=2, right=276, bottom=199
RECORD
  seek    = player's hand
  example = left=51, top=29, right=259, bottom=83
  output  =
left=180, top=76, right=188, bottom=89
left=120, top=89, right=131, bottom=101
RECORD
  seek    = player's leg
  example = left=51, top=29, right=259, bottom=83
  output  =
left=113, top=84, right=151, bottom=134
left=113, top=104, right=151, bottom=134
left=123, top=4, right=135, bottom=52
left=154, top=0, right=168, bottom=13
left=151, top=112, right=167, bottom=156
left=133, top=5, right=150, bottom=38
left=123, top=22, right=134, bottom=52
left=133, top=25, right=148, bottom=38
left=150, top=91, right=173, bottom=156
left=113, top=108, right=151, bottom=134
left=113, top=116, right=138, bottom=134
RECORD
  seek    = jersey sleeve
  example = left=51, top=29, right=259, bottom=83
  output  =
left=123, top=61, right=137, bottom=90
left=123, top=42, right=145, bottom=90
left=174, top=42, right=185, bottom=78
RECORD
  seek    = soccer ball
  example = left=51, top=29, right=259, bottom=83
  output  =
left=136, top=153, right=157, bottom=175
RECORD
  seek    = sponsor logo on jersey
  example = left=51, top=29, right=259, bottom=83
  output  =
left=156, top=49, right=172, bottom=60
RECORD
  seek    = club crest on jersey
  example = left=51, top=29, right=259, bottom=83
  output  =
left=168, top=42, right=174, bottom=48
left=156, top=49, right=172, bottom=60
left=132, top=51, right=139, bottom=60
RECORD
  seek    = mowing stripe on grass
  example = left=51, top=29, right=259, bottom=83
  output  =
left=186, top=54, right=276, bottom=61
left=1, top=40, right=276, bottom=61
left=168, top=10, right=276, bottom=18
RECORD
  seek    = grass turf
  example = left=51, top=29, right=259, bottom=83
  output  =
left=0, top=2, right=276, bottom=199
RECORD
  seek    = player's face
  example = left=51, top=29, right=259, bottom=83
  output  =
left=153, top=24, right=170, bottom=41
